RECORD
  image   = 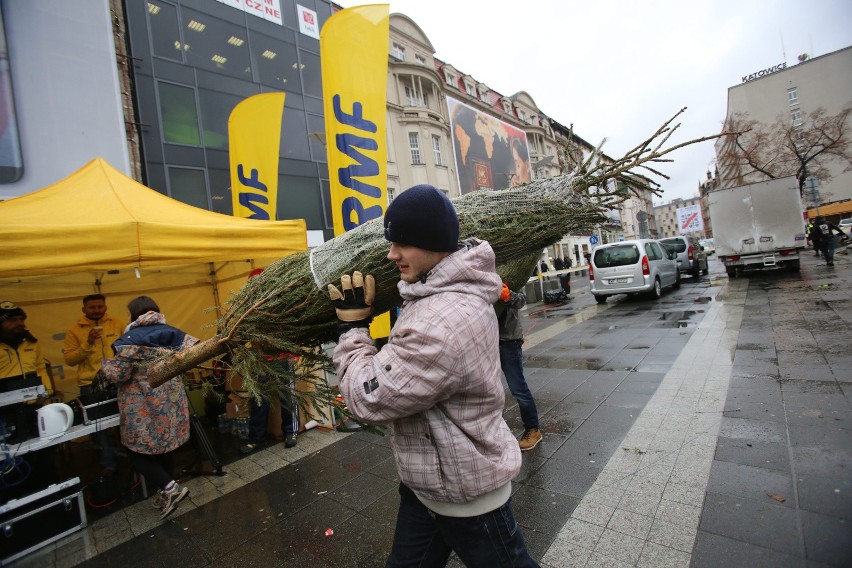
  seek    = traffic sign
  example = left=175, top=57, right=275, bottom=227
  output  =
left=589, top=235, right=599, bottom=245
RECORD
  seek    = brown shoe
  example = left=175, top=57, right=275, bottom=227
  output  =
left=518, top=428, right=542, bottom=451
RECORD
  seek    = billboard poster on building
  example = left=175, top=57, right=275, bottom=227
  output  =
left=446, top=97, right=530, bottom=194
left=297, top=5, right=320, bottom=38
left=677, top=204, right=704, bottom=233
left=215, top=0, right=283, bottom=25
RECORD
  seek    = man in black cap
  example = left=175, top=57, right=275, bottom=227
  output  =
left=328, top=185, right=539, bottom=567
left=0, top=301, right=51, bottom=393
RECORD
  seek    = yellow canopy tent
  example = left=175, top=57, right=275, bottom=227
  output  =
left=0, top=158, right=307, bottom=397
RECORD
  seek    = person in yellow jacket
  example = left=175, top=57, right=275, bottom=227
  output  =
left=0, top=301, right=51, bottom=393
left=806, top=221, right=820, bottom=257
left=63, top=294, right=124, bottom=473
left=63, top=294, right=125, bottom=389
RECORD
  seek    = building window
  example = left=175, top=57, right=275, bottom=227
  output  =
left=518, top=109, right=525, bottom=122
left=787, top=87, right=798, bottom=106
left=409, top=132, right=422, bottom=164
left=432, top=135, right=443, bottom=166
left=147, top=0, right=182, bottom=62
left=444, top=71, right=456, bottom=86
left=198, top=88, right=244, bottom=150
left=299, top=51, right=322, bottom=98
left=479, top=89, right=488, bottom=102
left=158, top=81, right=201, bottom=145
left=253, top=33, right=302, bottom=92
left=392, top=42, right=405, bottom=60
left=181, top=8, right=252, bottom=80
left=502, top=100, right=512, bottom=114
left=415, top=54, right=426, bottom=65
left=168, top=166, right=208, bottom=209
left=464, top=82, right=475, bottom=96
left=791, top=109, right=802, bottom=126
left=404, top=85, right=417, bottom=106
left=387, top=188, right=395, bottom=203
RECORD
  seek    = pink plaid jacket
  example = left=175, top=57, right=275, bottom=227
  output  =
left=334, top=240, right=521, bottom=504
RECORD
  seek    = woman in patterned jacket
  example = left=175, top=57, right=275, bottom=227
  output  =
left=101, top=296, right=197, bottom=520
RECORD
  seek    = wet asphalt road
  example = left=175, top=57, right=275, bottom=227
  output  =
left=16, top=250, right=851, bottom=567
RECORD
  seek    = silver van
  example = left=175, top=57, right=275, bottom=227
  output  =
left=590, top=239, right=680, bottom=304
left=659, top=236, right=709, bottom=278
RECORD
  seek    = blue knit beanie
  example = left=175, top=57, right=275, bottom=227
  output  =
left=383, top=185, right=459, bottom=252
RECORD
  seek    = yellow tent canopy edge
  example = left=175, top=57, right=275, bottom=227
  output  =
left=0, top=158, right=308, bottom=278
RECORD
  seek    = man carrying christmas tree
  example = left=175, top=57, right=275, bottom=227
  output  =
left=328, top=185, right=538, bottom=567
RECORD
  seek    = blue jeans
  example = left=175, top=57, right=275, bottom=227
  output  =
left=499, top=340, right=539, bottom=430
left=387, top=483, right=539, bottom=568
left=248, top=394, right=299, bottom=443
left=248, top=360, right=300, bottom=443
left=820, top=236, right=837, bottom=262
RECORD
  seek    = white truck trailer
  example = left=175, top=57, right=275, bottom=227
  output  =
left=708, top=176, right=807, bottom=277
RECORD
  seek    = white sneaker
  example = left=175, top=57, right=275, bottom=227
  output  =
left=159, top=483, right=189, bottom=519
left=151, top=489, right=165, bottom=509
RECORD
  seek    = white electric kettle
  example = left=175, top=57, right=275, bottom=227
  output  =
left=37, top=403, right=74, bottom=437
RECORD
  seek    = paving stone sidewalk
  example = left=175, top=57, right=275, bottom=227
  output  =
left=13, top=251, right=851, bottom=567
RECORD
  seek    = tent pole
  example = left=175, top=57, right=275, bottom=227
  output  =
left=209, top=262, right=222, bottom=319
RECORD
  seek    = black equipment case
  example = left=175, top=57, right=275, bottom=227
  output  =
left=0, top=477, right=86, bottom=565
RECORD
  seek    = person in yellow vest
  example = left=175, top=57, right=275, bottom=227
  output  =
left=806, top=221, right=819, bottom=257
left=0, top=301, right=51, bottom=393
left=64, top=294, right=125, bottom=389
left=1, top=302, right=51, bottom=448
left=64, top=294, right=125, bottom=473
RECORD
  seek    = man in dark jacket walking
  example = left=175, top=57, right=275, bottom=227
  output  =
left=497, top=283, right=542, bottom=451
left=811, top=216, right=849, bottom=266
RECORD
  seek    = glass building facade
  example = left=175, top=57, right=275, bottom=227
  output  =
left=124, top=0, right=335, bottom=237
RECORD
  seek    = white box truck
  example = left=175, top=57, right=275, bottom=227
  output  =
left=708, top=176, right=807, bottom=277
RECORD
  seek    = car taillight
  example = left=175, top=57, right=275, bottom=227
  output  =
left=588, top=264, right=595, bottom=280
left=728, top=255, right=739, bottom=262
left=779, top=249, right=796, bottom=256
left=642, top=256, right=650, bottom=276
left=687, top=245, right=694, bottom=260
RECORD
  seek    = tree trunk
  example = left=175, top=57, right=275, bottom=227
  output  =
left=147, top=334, right=231, bottom=388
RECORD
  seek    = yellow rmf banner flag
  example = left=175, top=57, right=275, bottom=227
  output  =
left=321, top=4, right=391, bottom=337
left=229, top=92, right=286, bottom=220
left=322, top=5, right=388, bottom=233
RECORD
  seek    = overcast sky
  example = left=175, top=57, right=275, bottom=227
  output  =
left=333, top=0, right=852, bottom=204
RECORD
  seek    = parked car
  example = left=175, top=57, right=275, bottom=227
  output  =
left=699, top=238, right=716, bottom=255
left=659, top=236, right=709, bottom=278
left=589, top=239, right=680, bottom=304
left=839, top=218, right=852, bottom=237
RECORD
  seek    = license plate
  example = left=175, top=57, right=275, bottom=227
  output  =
left=610, top=278, right=628, bottom=284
